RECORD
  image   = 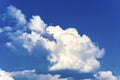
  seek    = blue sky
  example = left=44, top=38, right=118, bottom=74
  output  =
left=0, top=0, right=120, bottom=80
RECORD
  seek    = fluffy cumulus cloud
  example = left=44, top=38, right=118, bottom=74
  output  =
left=29, top=16, right=46, bottom=34
left=0, top=69, right=69, bottom=80
left=0, top=5, right=105, bottom=73
left=7, top=5, right=26, bottom=25
left=0, top=69, right=14, bottom=80
left=1, top=5, right=120, bottom=80
left=94, top=71, right=118, bottom=80
left=46, top=26, right=104, bottom=72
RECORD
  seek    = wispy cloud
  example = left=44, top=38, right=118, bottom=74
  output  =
left=7, top=5, right=26, bottom=25
left=0, top=26, right=12, bottom=33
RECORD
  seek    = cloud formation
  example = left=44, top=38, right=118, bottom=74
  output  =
left=0, top=5, right=120, bottom=80
left=46, top=26, right=104, bottom=72
left=94, top=71, right=118, bottom=80
left=29, top=16, right=46, bottom=34
left=1, top=69, right=119, bottom=80
left=0, top=69, right=14, bottom=80
left=0, top=69, right=69, bottom=80
left=7, top=5, right=26, bottom=25
left=0, top=5, right=105, bottom=73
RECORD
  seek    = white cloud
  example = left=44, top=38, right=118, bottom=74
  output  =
left=1, top=5, right=120, bottom=80
left=19, top=31, right=41, bottom=52
left=29, top=16, right=46, bottom=34
left=94, top=71, right=118, bottom=80
left=16, top=24, right=105, bottom=72
left=6, top=42, right=15, bottom=49
left=0, top=69, right=68, bottom=80
left=46, top=26, right=105, bottom=72
left=2, top=5, right=105, bottom=73
left=7, top=5, right=26, bottom=25
left=0, top=69, right=14, bottom=80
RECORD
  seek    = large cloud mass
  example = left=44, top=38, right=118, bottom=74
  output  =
left=0, top=5, right=105, bottom=73
left=46, top=26, right=104, bottom=72
left=1, top=5, right=120, bottom=80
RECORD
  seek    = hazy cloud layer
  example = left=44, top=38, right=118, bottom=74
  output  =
left=46, top=26, right=104, bottom=72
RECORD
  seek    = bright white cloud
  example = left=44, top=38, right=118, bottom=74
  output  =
left=16, top=23, right=105, bottom=72
left=19, top=31, right=41, bottom=52
left=1, top=5, right=120, bottom=80
left=2, top=5, right=105, bottom=73
left=46, top=26, right=104, bottom=72
left=29, top=16, right=46, bottom=34
left=94, top=71, right=118, bottom=80
left=0, top=69, right=14, bottom=80
left=7, top=5, right=26, bottom=25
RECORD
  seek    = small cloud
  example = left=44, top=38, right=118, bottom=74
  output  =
left=6, top=42, right=15, bottom=49
left=94, top=71, right=118, bottom=80
left=7, top=5, right=26, bottom=25
left=29, top=16, right=46, bottom=34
